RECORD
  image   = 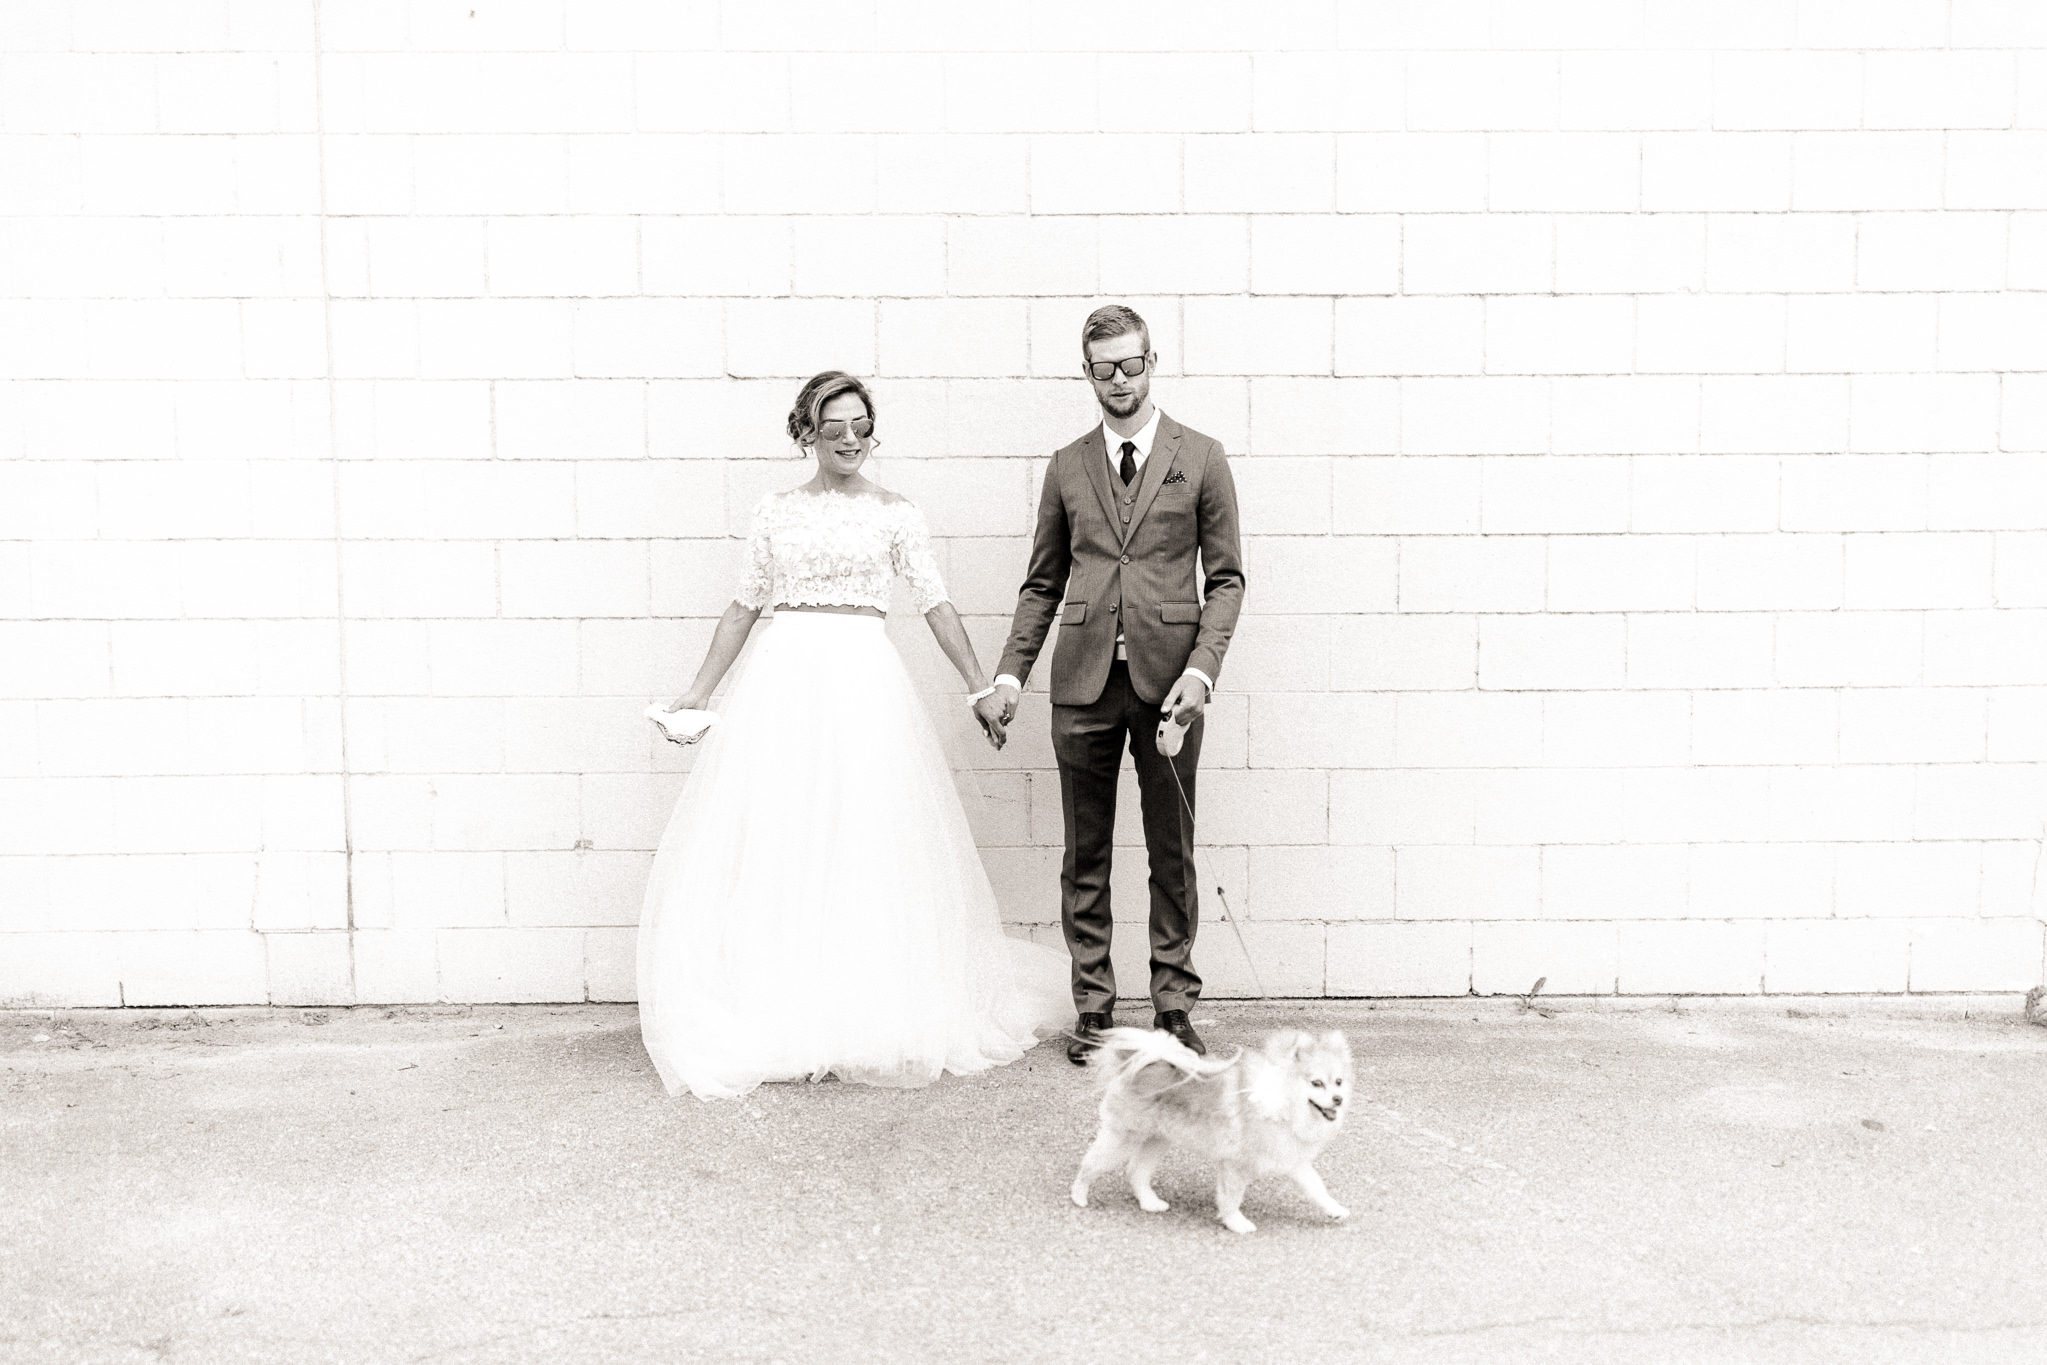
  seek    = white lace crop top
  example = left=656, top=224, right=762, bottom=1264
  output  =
left=734, top=488, right=949, bottom=615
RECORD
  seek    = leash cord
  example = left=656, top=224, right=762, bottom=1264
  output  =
left=1164, top=746, right=1268, bottom=998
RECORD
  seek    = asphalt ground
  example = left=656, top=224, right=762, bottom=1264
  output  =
left=4, top=997, right=2046, bottom=1365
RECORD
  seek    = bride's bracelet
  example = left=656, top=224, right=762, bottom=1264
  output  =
left=965, top=684, right=998, bottom=706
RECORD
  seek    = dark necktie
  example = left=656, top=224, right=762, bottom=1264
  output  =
left=1118, top=440, right=1137, bottom=487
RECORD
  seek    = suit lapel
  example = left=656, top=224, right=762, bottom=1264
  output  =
left=1120, top=416, right=1181, bottom=545
left=1079, top=424, right=1120, bottom=533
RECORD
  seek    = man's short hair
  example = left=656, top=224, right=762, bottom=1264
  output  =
left=1080, top=304, right=1150, bottom=358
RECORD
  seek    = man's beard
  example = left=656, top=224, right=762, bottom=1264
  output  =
left=1102, top=390, right=1142, bottom=418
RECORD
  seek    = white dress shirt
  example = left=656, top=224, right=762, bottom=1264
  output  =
left=994, top=406, right=1214, bottom=701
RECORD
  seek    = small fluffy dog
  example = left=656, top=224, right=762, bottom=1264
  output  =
left=1070, top=1026, right=1353, bottom=1234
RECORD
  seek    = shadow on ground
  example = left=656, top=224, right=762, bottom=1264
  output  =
left=4, top=997, right=2046, bottom=1364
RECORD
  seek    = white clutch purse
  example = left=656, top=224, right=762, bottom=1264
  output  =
left=645, top=704, right=719, bottom=742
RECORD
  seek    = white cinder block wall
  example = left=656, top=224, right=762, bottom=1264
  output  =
left=3, top=1, right=2044, bottom=1008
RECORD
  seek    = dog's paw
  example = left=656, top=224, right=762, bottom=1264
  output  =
left=1322, top=1202, right=1350, bottom=1221
left=1070, top=1183, right=1090, bottom=1208
left=1220, top=1213, right=1256, bottom=1234
left=1137, top=1193, right=1170, bottom=1214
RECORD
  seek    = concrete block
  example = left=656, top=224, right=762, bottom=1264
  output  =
left=790, top=216, right=944, bottom=298
left=1476, top=767, right=1630, bottom=845
left=1631, top=455, right=1776, bottom=534
left=1562, top=51, right=1711, bottom=130
left=263, top=931, right=355, bottom=1006
left=719, top=133, right=872, bottom=215
left=1638, top=295, right=1785, bottom=375
left=727, top=297, right=882, bottom=380
left=1844, top=533, right=1994, bottom=610
left=1211, top=614, right=1328, bottom=692
left=336, top=541, right=497, bottom=622
left=1203, top=921, right=1325, bottom=1000
left=1102, top=216, right=1248, bottom=297
left=1988, top=686, right=2047, bottom=760
left=436, top=926, right=585, bottom=1003
left=1253, top=52, right=1402, bottom=131
left=1403, top=216, right=1550, bottom=295
left=1187, top=770, right=1327, bottom=846
left=1, top=622, right=113, bottom=699
left=879, top=298, right=1032, bottom=379
left=949, top=217, right=1098, bottom=298
left=117, top=930, right=269, bottom=1006
left=1406, top=52, right=1556, bottom=131
left=1767, top=765, right=1917, bottom=843
left=1490, top=456, right=1629, bottom=536
left=1835, top=842, right=1982, bottom=919
left=499, top=540, right=650, bottom=620
left=1947, top=132, right=2047, bottom=209
left=1488, top=132, right=1639, bottom=212
left=1400, top=536, right=1543, bottom=614
left=1704, top=214, right=1854, bottom=295
left=339, top=461, right=576, bottom=539
left=1550, top=214, right=1701, bottom=295
left=331, top=378, right=489, bottom=461
left=1183, top=297, right=1331, bottom=377
left=1777, top=454, right=1921, bottom=534
left=1915, top=763, right=2047, bottom=841
left=178, top=541, right=340, bottom=621
left=1865, top=51, right=2015, bottom=130
left=506, top=849, right=652, bottom=928
left=351, top=929, right=440, bottom=1004
left=576, top=460, right=722, bottom=540
left=1250, top=215, right=1398, bottom=297
left=1329, top=769, right=1480, bottom=847
left=1697, top=376, right=1846, bottom=457
left=1242, top=536, right=1397, bottom=614
left=0, top=932, right=124, bottom=1007
left=1549, top=537, right=1696, bottom=613
left=415, top=298, right=572, bottom=380
left=874, top=458, right=1030, bottom=537
left=1909, top=918, right=2043, bottom=992
left=791, top=53, right=946, bottom=132
left=1543, top=844, right=1688, bottom=920
left=584, top=927, right=636, bottom=1002
left=1186, top=133, right=1334, bottom=213
left=1247, top=845, right=1395, bottom=921
left=1336, top=132, right=1486, bottom=212
left=1689, top=841, right=1834, bottom=919
left=1842, top=695, right=1981, bottom=769
left=567, top=134, right=720, bottom=215
left=1981, top=841, right=2039, bottom=917
left=569, top=299, right=721, bottom=380
left=1788, top=293, right=1938, bottom=375
left=505, top=697, right=651, bottom=776
left=1546, top=376, right=1697, bottom=456
left=1402, top=377, right=1548, bottom=455
left=1326, top=920, right=1471, bottom=997
left=1852, top=374, right=2000, bottom=454
left=347, top=697, right=504, bottom=775
left=1395, top=692, right=1542, bottom=769
left=1697, top=535, right=1843, bottom=611
left=1926, top=608, right=2047, bottom=686
left=1330, top=615, right=1477, bottom=691
left=1100, top=53, right=1251, bottom=132
left=1492, top=296, right=1636, bottom=378
left=1691, top=688, right=1837, bottom=766
left=1642, top=131, right=1791, bottom=211
left=412, top=133, right=568, bottom=215
left=1249, top=692, right=1395, bottom=770
left=1795, top=131, right=1944, bottom=211
left=1713, top=52, right=1861, bottom=131
left=1763, top=919, right=1910, bottom=993
left=1480, top=615, right=1628, bottom=691
left=1617, top=919, right=1764, bottom=994
left=1398, top=845, right=1541, bottom=921
left=1931, top=455, right=2047, bottom=534
left=1858, top=212, right=2008, bottom=292
left=1473, top=921, right=1619, bottom=996
left=1940, top=293, right=2047, bottom=374
left=1335, top=297, right=1482, bottom=377
left=944, top=54, right=1096, bottom=133
left=423, top=620, right=579, bottom=699
left=1030, top=133, right=1181, bottom=214
left=485, top=217, right=635, bottom=298
left=1542, top=691, right=1690, bottom=768
left=581, top=771, right=685, bottom=851
left=1231, top=456, right=1332, bottom=535
left=876, top=134, right=1028, bottom=214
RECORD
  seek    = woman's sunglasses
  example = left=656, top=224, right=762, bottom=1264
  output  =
left=814, top=418, right=874, bottom=442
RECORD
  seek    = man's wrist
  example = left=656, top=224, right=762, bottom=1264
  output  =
left=1181, top=667, right=1214, bottom=694
left=993, top=674, right=1023, bottom=694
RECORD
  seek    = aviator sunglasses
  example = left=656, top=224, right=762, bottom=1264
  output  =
left=814, top=417, right=874, bottom=442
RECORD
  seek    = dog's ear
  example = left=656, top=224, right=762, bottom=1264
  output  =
left=1322, top=1030, right=1352, bottom=1062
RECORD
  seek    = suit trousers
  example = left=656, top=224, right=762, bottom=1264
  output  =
left=1050, top=660, right=1203, bottom=1015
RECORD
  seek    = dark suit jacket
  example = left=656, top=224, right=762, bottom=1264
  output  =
left=997, top=413, right=1245, bottom=707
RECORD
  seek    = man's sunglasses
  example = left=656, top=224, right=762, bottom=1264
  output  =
left=1087, top=355, right=1151, bottom=383
left=814, top=418, right=874, bottom=442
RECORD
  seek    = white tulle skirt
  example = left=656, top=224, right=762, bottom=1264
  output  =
left=637, top=611, right=1071, bottom=1100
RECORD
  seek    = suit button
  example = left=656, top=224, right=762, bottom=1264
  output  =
left=1120, top=514, right=1129, bottom=523
left=1120, top=554, right=1130, bottom=564
left=1109, top=604, right=1117, bottom=614
left=1124, top=496, right=1134, bottom=504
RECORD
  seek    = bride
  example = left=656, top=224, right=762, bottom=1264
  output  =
left=638, top=370, right=1070, bottom=1099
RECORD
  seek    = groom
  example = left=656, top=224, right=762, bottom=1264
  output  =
left=975, top=304, right=1246, bottom=1064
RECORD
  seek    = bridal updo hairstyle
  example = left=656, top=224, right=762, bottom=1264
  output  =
left=787, top=370, right=876, bottom=450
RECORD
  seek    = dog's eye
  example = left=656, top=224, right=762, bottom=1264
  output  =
left=1311, top=1079, right=1325, bottom=1088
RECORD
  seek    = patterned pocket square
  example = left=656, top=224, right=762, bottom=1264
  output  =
left=1160, top=469, right=1187, bottom=485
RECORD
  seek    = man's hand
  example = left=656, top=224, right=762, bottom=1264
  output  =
left=993, top=681, right=1020, bottom=726
left=1162, top=673, right=1209, bottom=726
left=971, top=690, right=1009, bottom=750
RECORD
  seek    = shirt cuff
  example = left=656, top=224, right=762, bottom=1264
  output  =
left=1181, top=667, right=1214, bottom=693
left=993, top=674, right=1023, bottom=693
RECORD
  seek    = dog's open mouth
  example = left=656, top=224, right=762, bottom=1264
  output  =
left=1309, top=1098, right=1340, bottom=1121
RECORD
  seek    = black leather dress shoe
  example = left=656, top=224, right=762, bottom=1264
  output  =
left=1153, top=1009, right=1207, bottom=1056
left=1067, top=1011, right=1114, bottom=1065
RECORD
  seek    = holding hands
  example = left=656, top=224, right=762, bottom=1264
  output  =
left=970, top=682, right=1018, bottom=750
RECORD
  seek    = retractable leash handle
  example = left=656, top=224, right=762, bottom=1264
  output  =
left=1158, top=710, right=1268, bottom=999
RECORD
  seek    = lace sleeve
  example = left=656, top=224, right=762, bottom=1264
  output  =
left=891, top=500, right=949, bottom=614
left=733, top=496, right=774, bottom=610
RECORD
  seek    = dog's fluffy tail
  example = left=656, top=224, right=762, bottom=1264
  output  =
left=1088, top=1026, right=1228, bottom=1087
